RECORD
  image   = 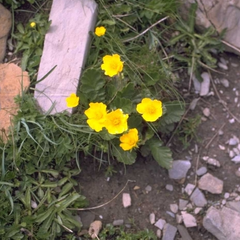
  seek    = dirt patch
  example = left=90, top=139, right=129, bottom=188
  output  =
left=78, top=52, right=240, bottom=239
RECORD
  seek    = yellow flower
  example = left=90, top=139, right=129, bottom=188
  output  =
left=136, top=98, right=163, bottom=122
left=30, top=22, right=36, bottom=28
left=95, top=26, right=106, bottom=37
left=105, top=109, right=128, bottom=134
left=120, top=128, right=139, bottom=151
left=66, top=93, right=79, bottom=108
left=101, top=54, right=123, bottom=77
left=84, top=102, right=107, bottom=132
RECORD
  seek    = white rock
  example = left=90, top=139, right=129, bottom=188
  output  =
left=220, top=78, right=229, bottom=88
left=232, top=155, right=240, bottom=164
left=198, top=173, right=223, bottom=194
left=194, top=207, right=202, bottom=215
left=89, top=220, right=102, bottom=239
left=113, top=219, right=124, bottom=226
left=200, top=72, right=210, bottom=96
left=170, top=204, right=179, bottom=214
left=229, top=150, right=235, bottom=158
left=218, top=62, right=228, bottom=70
left=189, top=98, right=200, bottom=110
left=229, top=137, right=239, bottom=146
left=203, top=108, right=210, bottom=117
left=122, top=193, right=131, bottom=208
left=202, top=156, right=221, bottom=167
left=181, top=211, right=197, bottom=228
left=156, top=229, right=162, bottom=239
left=154, top=219, right=166, bottom=230
left=185, top=183, right=195, bottom=196
left=224, top=193, right=230, bottom=199
left=35, top=0, right=98, bottom=114
left=149, top=213, right=155, bottom=224
left=165, top=184, right=174, bottom=191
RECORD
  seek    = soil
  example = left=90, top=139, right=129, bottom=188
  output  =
left=78, top=52, right=240, bottom=240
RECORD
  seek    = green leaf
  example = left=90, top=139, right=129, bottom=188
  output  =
left=160, top=101, right=185, bottom=126
left=147, top=138, right=173, bottom=169
left=80, top=69, right=106, bottom=102
left=112, top=145, right=136, bottom=165
left=110, top=97, right=133, bottom=113
left=101, top=19, right=116, bottom=25
left=17, top=23, right=25, bottom=34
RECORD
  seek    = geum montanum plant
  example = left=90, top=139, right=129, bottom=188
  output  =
left=65, top=26, right=185, bottom=169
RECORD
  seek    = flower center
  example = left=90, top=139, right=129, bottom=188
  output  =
left=113, top=118, right=120, bottom=125
left=110, top=61, right=118, bottom=70
left=148, top=106, right=156, bottom=114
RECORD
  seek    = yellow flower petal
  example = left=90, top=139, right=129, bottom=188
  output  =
left=84, top=102, right=107, bottom=132
left=101, top=54, right=124, bottom=77
left=95, top=26, right=106, bottom=37
left=120, top=128, right=139, bottom=151
left=66, top=93, right=79, bottom=108
left=105, top=109, right=128, bottom=134
left=136, top=98, right=163, bottom=122
left=30, top=22, right=36, bottom=28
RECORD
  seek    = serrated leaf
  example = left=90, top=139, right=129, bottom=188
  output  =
left=110, top=97, right=133, bottom=113
left=148, top=139, right=173, bottom=169
left=112, top=145, right=136, bottom=165
left=160, top=101, right=185, bottom=126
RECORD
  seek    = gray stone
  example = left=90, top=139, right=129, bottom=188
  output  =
left=170, top=204, right=178, bottom=213
left=145, top=185, right=152, bottom=193
left=166, top=184, right=174, bottom=191
left=232, top=155, right=240, bottom=164
left=226, top=201, right=240, bottom=214
left=122, top=193, right=131, bottom=208
left=177, top=225, right=193, bottom=240
left=168, top=160, right=191, bottom=180
left=166, top=211, right=175, bottom=218
left=179, top=0, right=240, bottom=55
left=154, top=219, right=166, bottom=230
left=196, top=166, right=207, bottom=176
left=149, top=213, right=155, bottom=224
left=35, top=0, right=98, bottom=114
left=203, top=206, right=240, bottom=240
left=220, top=78, right=230, bottom=88
left=179, top=199, right=189, bottom=210
left=202, top=156, right=221, bottom=167
left=0, top=4, right=12, bottom=63
left=218, top=62, right=228, bottom=70
left=198, top=173, right=223, bottom=194
left=181, top=211, right=197, bottom=228
left=113, top=219, right=124, bottom=226
left=162, top=223, right=177, bottom=240
left=200, top=72, right=210, bottom=96
left=190, top=188, right=207, bottom=207
left=184, top=183, right=195, bottom=196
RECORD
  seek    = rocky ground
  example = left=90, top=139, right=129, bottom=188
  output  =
left=78, top=52, right=240, bottom=240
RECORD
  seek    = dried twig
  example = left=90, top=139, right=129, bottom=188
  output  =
left=221, top=40, right=240, bottom=55
left=204, top=123, right=226, bottom=149
left=123, top=16, right=169, bottom=43
left=68, top=179, right=135, bottom=211
left=209, top=71, right=240, bottom=124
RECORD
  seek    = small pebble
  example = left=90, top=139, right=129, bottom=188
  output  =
left=229, top=118, right=235, bottom=124
left=156, top=229, right=162, bottom=238
left=149, top=213, right=155, bottom=224
left=218, top=62, right=228, bottom=70
left=222, top=199, right=226, bottom=205
left=220, top=78, right=229, bottom=88
left=166, top=184, right=174, bottom=191
left=166, top=211, right=175, bottom=218
left=196, top=167, right=207, bottom=176
left=113, top=219, right=124, bottom=226
left=203, top=108, right=210, bottom=117
left=224, top=192, right=230, bottom=199
left=170, top=204, right=179, bottom=213
left=145, top=185, right=152, bottom=193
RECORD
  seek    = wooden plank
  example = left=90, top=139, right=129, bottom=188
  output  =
left=34, top=0, right=97, bottom=114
